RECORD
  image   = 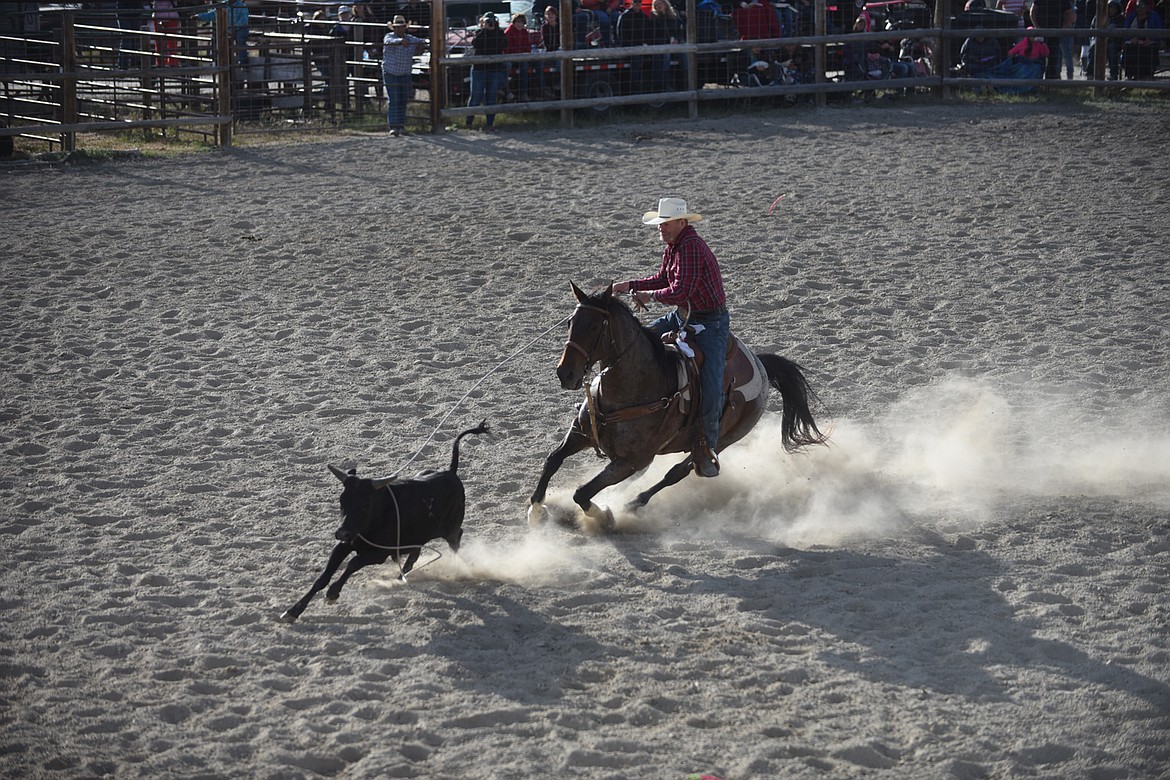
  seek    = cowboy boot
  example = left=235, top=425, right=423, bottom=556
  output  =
left=693, top=436, right=720, bottom=478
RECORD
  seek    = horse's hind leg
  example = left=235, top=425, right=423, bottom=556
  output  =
left=528, top=426, right=592, bottom=526
left=627, top=456, right=694, bottom=513
left=572, top=459, right=647, bottom=531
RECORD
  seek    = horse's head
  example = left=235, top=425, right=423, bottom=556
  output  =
left=557, top=282, right=616, bottom=390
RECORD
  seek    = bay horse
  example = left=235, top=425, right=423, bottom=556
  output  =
left=528, top=283, right=827, bottom=530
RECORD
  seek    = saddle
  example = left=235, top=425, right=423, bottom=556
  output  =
left=662, top=327, right=763, bottom=429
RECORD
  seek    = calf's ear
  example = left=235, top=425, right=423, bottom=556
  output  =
left=328, top=464, right=350, bottom=482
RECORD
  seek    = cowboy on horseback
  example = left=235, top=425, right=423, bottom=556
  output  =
left=613, top=197, right=728, bottom=478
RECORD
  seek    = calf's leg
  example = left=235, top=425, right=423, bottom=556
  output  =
left=280, top=542, right=352, bottom=623
left=325, top=548, right=391, bottom=600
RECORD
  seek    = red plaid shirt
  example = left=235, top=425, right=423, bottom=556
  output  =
left=629, top=225, right=726, bottom=311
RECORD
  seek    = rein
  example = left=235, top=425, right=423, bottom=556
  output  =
left=568, top=299, right=684, bottom=451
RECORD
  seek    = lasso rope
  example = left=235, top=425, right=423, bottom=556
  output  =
left=362, top=314, right=570, bottom=580
left=390, top=313, right=572, bottom=477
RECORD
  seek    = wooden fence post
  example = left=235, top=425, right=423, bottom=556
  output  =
left=216, top=5, right=233, bottom=147
left=61, top=10, right=77, bottom=152
left=814, top=0, right=826, bottom=107
left=934, top=0, right=949, bottom=100
left=560, top=0, right=574, bottom=128
left=686, top=0, right=698, bottom=120
left=431, top=0, right=445, bottom=133
left=1093, top=0, right=1106, bottom=96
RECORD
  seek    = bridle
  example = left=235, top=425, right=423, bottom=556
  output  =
left=562, top=302, right=612, bottom=373
left=563, top=299, right=682, bottom=453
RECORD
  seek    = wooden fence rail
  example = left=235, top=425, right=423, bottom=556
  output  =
left=3, top=0, right=1167, bottom=151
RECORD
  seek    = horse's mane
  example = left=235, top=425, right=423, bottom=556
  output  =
left=590, top=290, right=675, bottom=371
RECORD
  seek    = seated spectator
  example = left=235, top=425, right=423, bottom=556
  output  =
left=1008, top=27, right=1051, bottom=60
left=581, top=0, right=623, bottom=45
left=1123, top=0, right=1164, bottom=79
left=960, top=28, right=1003, bottom=74
left=1088, top=0, right=1125, bottom=79
left=733, top=0, right=781, bottom=42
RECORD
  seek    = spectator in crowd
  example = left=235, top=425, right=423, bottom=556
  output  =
left=580, top=0, right=623, bottom=45
left=1088, top=0, right=1125, bottom=79
left=1059, top=0, right=1077, bottom=78
left=618, top=1, right=651, bottom=92
left=1008, top=26, right=1051, bottom=60
left=504, top=12, right=535, bottom=101
left=539, top=5, right=561, bottom=97
left=382, top=14, right=425, bottom=135
left=732, top=0, right=782, bottom=60
left=197, top=0, right=249, bottom=65
left=331, top=5, right=355, bottom=40
left=116, top=0, right=144, bottom=69
left=151, top=0, right=179, bottom=69
left=1029, top=0, right=1075, bottom=78
left=646, top=0, right=682, bottom=91
left=960, top=27, right=1003, bottom=74
left=466, top=12, right=508, bottom=129
left=997, top=0, right=1029, bottom=27
left=1123, top=0, right=1164, bottom=78
left=398, top=0, right=430, bottom=29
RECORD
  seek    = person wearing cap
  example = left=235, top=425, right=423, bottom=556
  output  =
left=1123, top=0, right=1164, bottom=79
left=466, top=13, right=508, bottom=129
left=612, top=198, right=729, bottom=478
left=382, top=15, right=426, bottom=135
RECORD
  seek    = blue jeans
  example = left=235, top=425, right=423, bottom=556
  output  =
left=383, top=71, right=411, bottom=129
left=467, top=68, right=506, bottom=126
left=648, top=307, right=730, bottom=448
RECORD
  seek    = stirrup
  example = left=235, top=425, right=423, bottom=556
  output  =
left=693, top=440, right=720, bottom=478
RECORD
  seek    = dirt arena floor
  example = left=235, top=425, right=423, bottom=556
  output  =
left=3, top=101, right=1169, bottom=779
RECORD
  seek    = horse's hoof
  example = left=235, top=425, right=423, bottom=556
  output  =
left=583, top=503, right=615, bottom=534
left=278, top=610, right=298, bottom=623
left=326, top=594, right=339, bottom=603
left=527, top=502, right=548, bottom=527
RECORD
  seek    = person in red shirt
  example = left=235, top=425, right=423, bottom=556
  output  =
left=503, top=13, right=536, bottom=100
left=613, top=197, right=729, bottom=478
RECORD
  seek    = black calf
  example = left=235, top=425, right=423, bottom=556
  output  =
left=280, top=421, right=488, bottom=623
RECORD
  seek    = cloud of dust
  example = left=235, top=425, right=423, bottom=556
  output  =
left=573, top=377, right=1170, bottom=549
left=378, top=530, right=605, bottom=588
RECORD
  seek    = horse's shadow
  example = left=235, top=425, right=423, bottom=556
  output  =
left=613, top=531, right=1170, bottom=709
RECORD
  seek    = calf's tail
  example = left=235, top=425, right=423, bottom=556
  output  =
left=449, top=419, right=490, bottom=473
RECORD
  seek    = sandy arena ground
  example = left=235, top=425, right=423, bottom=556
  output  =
left=3, top=101, right=1169, bottom=779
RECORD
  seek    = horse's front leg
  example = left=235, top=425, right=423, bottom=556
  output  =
left=572, top=458, right=648, bottom=532
left=528, top=424, right=592, bottom=526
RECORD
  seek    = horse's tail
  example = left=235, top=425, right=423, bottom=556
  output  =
left=449, top=419, right=490, bottom=473
left=758, top=354, right=829, bottom=452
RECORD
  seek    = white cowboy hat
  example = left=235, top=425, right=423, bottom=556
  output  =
left=642, top=197, right=703, bottom=225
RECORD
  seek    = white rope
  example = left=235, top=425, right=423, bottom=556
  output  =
left=390, top=314, right=572, bottom=477
left=360, top=314, right=572, bottom=579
